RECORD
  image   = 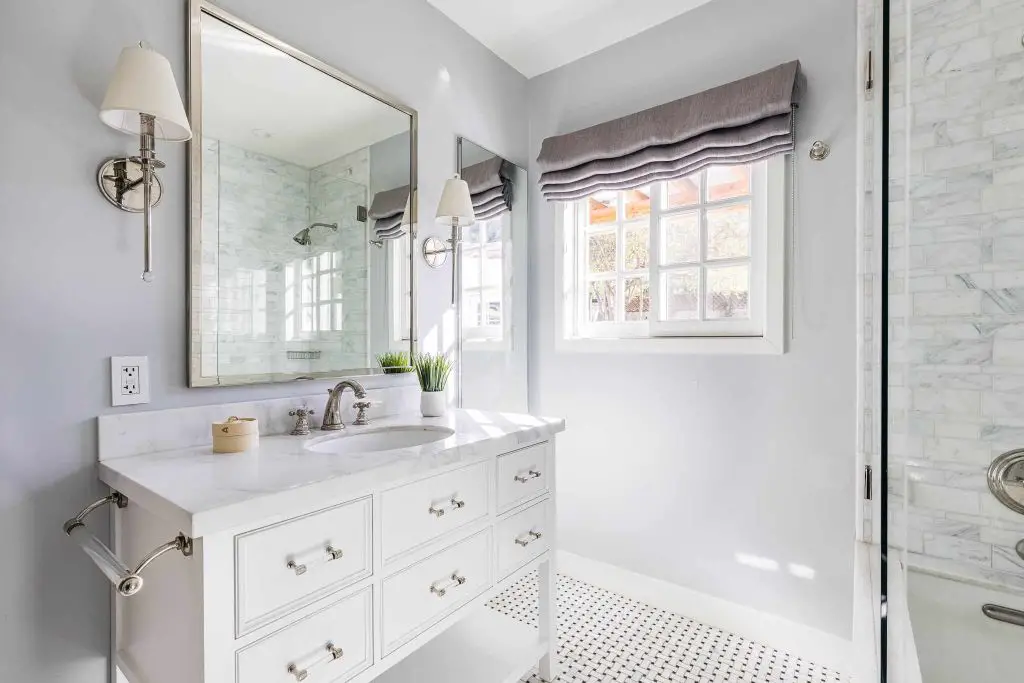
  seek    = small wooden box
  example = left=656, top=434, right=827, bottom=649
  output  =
left=212, top=417, right=259, bottom=454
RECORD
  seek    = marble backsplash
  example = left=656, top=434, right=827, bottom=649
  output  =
left=98, top=375, right=419, bottom=462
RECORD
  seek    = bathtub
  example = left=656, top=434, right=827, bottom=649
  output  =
left=903, top=569, right=1024, bottom=683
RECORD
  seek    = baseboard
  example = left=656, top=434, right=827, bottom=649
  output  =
left=557, top=550, right=852, bottom=675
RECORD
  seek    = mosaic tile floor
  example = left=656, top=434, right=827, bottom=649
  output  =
left=487, top=573, right=845, bottom=683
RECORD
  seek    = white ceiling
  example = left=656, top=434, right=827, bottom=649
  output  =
left=201, top=15, right=410, bottom=169
left=425, top=0, right=716, bottom=78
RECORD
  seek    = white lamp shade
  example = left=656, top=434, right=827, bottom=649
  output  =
left=100, top=45, right=192, bottom=141
left=435, top=174, right=475, bottom=225
left=400, top=195, right=412, bottom=227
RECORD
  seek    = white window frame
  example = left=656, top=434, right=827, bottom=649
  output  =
left=388, top=236, right=412, bottom=347
left=462, top=213, right=513, bottom=352
left=555, top=156, right=787, bottom=355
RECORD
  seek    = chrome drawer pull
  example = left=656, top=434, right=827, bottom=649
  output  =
left=428, top=497, right=466, bottom=518
left=515, top=530, right=543, bottom=547
left=514, top=470, right=542, bottom=483
left=287, top=642, right=343, bottom=681
left=429, top=572, right=467, bottom=598
left=286, top=545, right=344, bottom=576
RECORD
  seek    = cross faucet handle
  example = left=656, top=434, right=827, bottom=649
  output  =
left=289, top=407, right=315, bottom=436
left=352, top=400, right=374, bottom=426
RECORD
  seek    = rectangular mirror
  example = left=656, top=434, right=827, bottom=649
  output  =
left=457, top=137, right=528, bottom=412
left=188, top=0, right=417, bottom=386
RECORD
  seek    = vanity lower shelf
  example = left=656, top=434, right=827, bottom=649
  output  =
left=372, top=606, right=548, bottom=683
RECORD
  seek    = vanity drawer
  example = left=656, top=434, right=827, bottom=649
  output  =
left=380, top=462, right=489, bottom=562
left=235, top=497, right=372, bottom=635
left=381, top=529, right=492, bottom=653
left=236, top=587, right=373, bottom=683
left=496, top=442, right=550, bottom=512
left=497, top=499, right=550, bottom=578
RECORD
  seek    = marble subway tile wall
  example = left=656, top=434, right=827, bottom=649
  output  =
left=200, top=140, right=372, bottom=378
left=889, top=0, right=1024, bottom=588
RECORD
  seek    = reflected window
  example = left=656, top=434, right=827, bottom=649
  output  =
left=461, top=216, right=505, bottom=342
left=287, top=250, right=344, bottom=339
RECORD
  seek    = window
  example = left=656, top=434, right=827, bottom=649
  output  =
left=285, top=251, right=344, bottom=340
left=558, top=158, right=785, bottom=353
left=461, top=215, right=506, bottom=344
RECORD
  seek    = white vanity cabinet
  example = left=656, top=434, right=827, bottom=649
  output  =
left=97, top=411, right=563, bottom=683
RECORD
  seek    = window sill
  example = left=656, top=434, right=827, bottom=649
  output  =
left=555, top=334, right=785, bottom=355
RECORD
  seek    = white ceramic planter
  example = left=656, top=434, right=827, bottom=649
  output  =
left=420, top=390, right=447, bottom=417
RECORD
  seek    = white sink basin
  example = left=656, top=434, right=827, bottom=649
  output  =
left=306, top=426, right=455, bottom=455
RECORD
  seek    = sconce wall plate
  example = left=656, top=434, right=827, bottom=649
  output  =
left=422, top=236, right=449, bottom=269
left=97, top=157, right=164, bottom=213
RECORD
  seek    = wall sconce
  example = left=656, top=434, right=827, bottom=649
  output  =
left=97, top=43, right=192, bottom=282
left=435, top=174, right=475, bottom=306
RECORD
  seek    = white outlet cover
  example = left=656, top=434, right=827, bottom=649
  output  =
left=111, top=356, right=151, bottom=406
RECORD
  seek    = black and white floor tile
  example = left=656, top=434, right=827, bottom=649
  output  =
left=487, top=573, right=845, bottom=683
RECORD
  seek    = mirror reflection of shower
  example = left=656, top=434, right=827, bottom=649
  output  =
left=293, top=222, right=338, bottom=246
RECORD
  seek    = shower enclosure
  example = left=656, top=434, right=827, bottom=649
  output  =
left=869, top=0, right=1024, bottom=679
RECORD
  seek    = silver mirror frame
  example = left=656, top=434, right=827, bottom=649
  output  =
left=186, top=0, right=418, bottom=387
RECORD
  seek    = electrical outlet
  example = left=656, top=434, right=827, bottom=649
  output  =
left=111, top=356, right=150, bottom=406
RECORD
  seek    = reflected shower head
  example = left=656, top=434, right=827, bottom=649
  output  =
left=292, top=222, right=338, bottom=246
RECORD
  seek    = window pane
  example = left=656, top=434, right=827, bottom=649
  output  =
left=661, top=212, right=699, bottom=264
left=586, top=191, right=617, bottom=225
left=463, top=224, right=480, bottom=245
left=624, top=277, right=650, bottom=322
left=301, top=258, right=315, bottom=276
left=485, top=221, right=501, bottom=243
left=333, top=303, right=344, bottom=331
left=624, top=223, right=649, bottom=271
left=482, top=288, right=502, bottom=326
left=707, top=165, right=751, bottom=201
left=318, top=252, right=331, bottom=272
left=706, top=204, right=751, bottom=260
left=706, top=264, right=750, bottom=319
left=319, top=274, right=331, bottom=301
left=301, top=306, right=314, bottom=332
left=624, top=186, right=651, bottom=220
left=319, top=303, right=331, bottom=330
left=587, top=230, right=617, bottom=274
left=483, top=243, right=502, bottom=287
left=301, top=277, right=314, bottom=304
left=463, top=291, right=481, bottom=328
left=663, top=269, right=699, bottom=320
left=333, top=250, right=344, bottom=269
left=332, top=272, right=344, bottom=299
left=664, top=173, right=701, bottom=209
left=587, top=280, right=616, bottom=323
left=463, top=249, right=481, bottom=288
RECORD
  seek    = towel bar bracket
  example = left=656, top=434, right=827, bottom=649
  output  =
left=63, top=491, right=193, bottom=597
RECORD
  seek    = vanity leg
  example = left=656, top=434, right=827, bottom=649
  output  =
left=537, top=557, right=558, bottom=681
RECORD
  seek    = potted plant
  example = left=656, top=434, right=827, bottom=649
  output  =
left=413, top=353, right=453, bottom=417
left=376, top=351, right=413, bottom=374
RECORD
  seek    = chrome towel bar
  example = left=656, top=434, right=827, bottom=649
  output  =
left=982, top=603, right=1024, bottom=628
left=63, top=491, right=193, bottom=597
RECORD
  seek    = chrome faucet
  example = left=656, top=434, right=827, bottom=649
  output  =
left=321, top=379, right=367, bottom=431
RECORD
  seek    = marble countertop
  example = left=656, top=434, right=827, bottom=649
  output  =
left=99, top=409, right=564, bottom=538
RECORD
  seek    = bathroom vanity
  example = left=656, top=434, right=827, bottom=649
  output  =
left=87, top=402, right=564, bottom=683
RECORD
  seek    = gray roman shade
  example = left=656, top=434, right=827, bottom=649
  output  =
left=462, top=156, right=514, bottom=221
left=367, top=185, right=408, bottom=240
left=537, top=61, right=802, bottom=201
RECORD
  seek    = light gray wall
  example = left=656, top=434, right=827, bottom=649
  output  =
left=526, top=0, right=858, bottom=637
left=0, top=0, right=526, bottom=680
